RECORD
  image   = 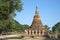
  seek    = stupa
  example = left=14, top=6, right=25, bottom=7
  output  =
left=24, top=2, right=48, bottom=37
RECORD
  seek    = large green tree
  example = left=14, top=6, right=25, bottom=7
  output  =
left=52, top=22, right=60, bottom=33
left=0, top=0, right=22, bottom=19
left=43, top=25, right=50, bottom=30
left=0, top=0, right=22, bottom=33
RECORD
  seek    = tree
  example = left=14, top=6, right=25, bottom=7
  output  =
left=0, top=0, right=22, bottom=34
left=52, top=22, right=60, bottom=33
left=43, top=25, right=50, bottom=30
left=21, top=24, right=29, bottom=32
left=0, top=0, right=22, bottom=18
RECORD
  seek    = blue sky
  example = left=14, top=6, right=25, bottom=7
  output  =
left=14, top=0, right=60, bottom=29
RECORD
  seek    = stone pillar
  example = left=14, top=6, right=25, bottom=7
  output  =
left=32, top=30, right=34, bottom=35
left=42, top=30, right=45, bottom=35
left=25, top=30, right=28, bottom=34
left=39, top=30, right=41, bottom=36
left=28, top=30, right=29, bottom=35
left=29, top=30, right=31, bottom=35
left=36, top=30, right=37, bottom=35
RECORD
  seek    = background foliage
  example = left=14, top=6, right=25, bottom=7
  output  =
left=0, top=0, right=29, bottom=34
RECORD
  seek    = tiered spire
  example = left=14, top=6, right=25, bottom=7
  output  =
left=30, top=2, right=43, bottom=29
left=35, top=3, right=39, bottom=16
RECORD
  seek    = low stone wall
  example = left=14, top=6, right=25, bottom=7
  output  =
left=0, top=34, right=22, bottom=39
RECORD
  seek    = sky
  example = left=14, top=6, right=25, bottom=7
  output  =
left=14, top=0, right=60, bottom=29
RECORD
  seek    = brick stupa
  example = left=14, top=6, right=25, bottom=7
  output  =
left=24, top=5, right=48, bottom=37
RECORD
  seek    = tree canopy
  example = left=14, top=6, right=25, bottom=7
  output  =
left=0, top=0, right=23, bottom=34
left=0, top=0, right=22, bottom=13
left=52, top=22, right=60, bottom=33
left=43, top=25, right=50, bottom=30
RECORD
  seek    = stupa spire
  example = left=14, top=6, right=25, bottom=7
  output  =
left=35, top=0, right=39, bottom=15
